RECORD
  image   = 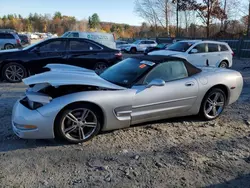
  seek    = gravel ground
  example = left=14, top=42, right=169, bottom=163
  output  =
left=0, top=58, right=250, bottom=188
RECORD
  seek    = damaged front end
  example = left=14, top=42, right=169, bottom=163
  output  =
left=21, top=83, right=102, bottom=110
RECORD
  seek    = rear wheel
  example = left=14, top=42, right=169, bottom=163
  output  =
left=219, top=61, right=228, bottom=68
left=2, top=62, right=27, bottom=83
left=55, top=103, right=102, bottom=144
left=94, top=62, right=108, bottom=75
left=130, top=48, right=137, bottom=54
left=4, top=44, right=14, bottom=50
left=199, top=88, right=226, bottom=120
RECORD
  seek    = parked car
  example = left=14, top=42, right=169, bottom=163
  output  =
left=116, top=40, right=129, bottom=50
left=30, top=34, right=39, bottom=40
left=0, top=32, right=21, bottom=50
left=144, top=43, right=170, bottom=55
left=124, top=40, right=157, bottom=53
left=12, top=55, right=243, bottom=143
left=18, top=34, right=31, bottom=46
left=149, top=40, right=234, bottom=68
left=0, top=37, right=122, bottom=83
left=62, top=31, right=116, bottom=49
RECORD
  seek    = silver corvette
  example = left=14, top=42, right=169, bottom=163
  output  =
left=12, top=55, right=243, bottom=143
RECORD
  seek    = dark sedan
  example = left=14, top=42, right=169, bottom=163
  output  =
left=144, top=43, right=170, bottom=55
left=0, top=37, right=123, bottom=83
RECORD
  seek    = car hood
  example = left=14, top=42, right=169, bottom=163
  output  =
left=23, top=64, right=126, bottom=90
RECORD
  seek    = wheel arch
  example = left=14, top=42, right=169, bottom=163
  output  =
left=0, top=60, right=28, bottom=79
left=53, top=101, right=105, bottom=135
left=205, top=84, right=230, bottom=105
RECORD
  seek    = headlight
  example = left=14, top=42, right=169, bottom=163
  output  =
left=28, top=100, right=43, bottom=109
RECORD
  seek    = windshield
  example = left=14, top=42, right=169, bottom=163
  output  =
left=167, top=42, right=194, bottom=52
left=61, top=32, right=70, bottom=37
left=100, top=58, right=152, bottom=87
left=133, top=40, right=141, bottom=45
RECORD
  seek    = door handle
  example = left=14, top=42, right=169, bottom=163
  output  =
left=185, top=82, right=194, bottom=87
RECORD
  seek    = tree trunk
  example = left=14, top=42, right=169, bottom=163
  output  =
left=176, top=0, right=179, bottom=37
left=184, top=11, right=188, bottom=34
left=207, top=0, right=210, bottom=38
left=165, top=0, right=169, bottom=36
left=247, top=0, right=250, bottom=37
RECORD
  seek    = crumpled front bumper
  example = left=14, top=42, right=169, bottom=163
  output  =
left=12, top=99, right=55, bottom=139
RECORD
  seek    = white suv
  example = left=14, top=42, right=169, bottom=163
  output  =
left=124, top=40, right=157, bottom=54
left=149, top=40, right=234, bottom=68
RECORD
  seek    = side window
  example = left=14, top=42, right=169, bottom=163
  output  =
left=5, top=34, right=14, bottom=39
left=220, top=44, right=229, bottom=51
left=208, top=43, right=219, bottom=52
left=69, top=40, right=101, bottom=51
left=39, top=40, right=66, bottom=52
left=143, top=61, right=188, bottom=84
left=192, top=43, right=206, bottom=53
left=140, top=41, right=146, bottom=44
left=68, top=32, right=79, bottom=38
left=0, top=33, right=5, bottom=39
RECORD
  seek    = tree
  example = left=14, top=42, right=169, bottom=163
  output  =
left=195, top=0, right=227, bottom=38
left=247, top=0, right=250, bottom=36
left=88, top=13, right=100, bottom=29
left=53, top=11, right=62, bottom=19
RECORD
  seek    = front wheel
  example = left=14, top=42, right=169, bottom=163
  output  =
left=55, top=103, right=102, bottom=144
left=2, top=63, right=27, bottom=83
left=199, top=88, right=226, bottom=120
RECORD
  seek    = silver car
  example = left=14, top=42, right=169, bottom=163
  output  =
left=12, top=56, right=243, bottom=143
left=0, top=32, right=22, bottom=50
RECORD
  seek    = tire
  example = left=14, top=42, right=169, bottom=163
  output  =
left=2, top=62, right=27, bottom=83
left=94, top=62, right=109, bottom=75
left=130, top=48, right=137, bottom=54
left=199, top=88, right=226, bottom=120
left=4, top=44, right=14, bottom=50
left=54, top=103, right=102, bottom=144
left=219, top=61, right=228, bottom=68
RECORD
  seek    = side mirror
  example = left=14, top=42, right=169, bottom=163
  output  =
left=31, top=47, right=40, bottom=53
left=146, top=79, right=165, bottom=88
left=190, top=49, right=198, bottom=54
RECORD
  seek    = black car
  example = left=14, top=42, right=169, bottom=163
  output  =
left=18, top=34, right=31, bottom=46
left=144, top=43, right=170, bottom=55
left=0, top=37, right=123, bottom=83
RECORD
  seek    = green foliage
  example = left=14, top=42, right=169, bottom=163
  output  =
left=88, top=13, right=100, bottom=29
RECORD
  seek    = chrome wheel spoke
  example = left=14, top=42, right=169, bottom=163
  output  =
left=66, top=113, right=79, bottom=123
left=214, top=93, right=220, bottom=102
left=65, top=125, right=77, bottom=134
left=85, top=122, right=97, bottom=128
left=81, top=109, right=89, bottom=121
left=216, top=102, right=224, bottom=107
left=212, top=107, right=217, bottom=116
left=207, top=98, right=214, bottom=105
left=206, top=106, right=213, bottom=114
left=79, top=127, right=85, bottom=140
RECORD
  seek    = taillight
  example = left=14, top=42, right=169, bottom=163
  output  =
left=232, top=52, right=235, bottom=57
left=16, top=39, right=21, bottom=44
left=115, top=51, right=123, bottom=59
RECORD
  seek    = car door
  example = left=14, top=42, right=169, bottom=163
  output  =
left=131, top=60, right=198, bottom=125
left=207, top=43, right=221, bottom=67
left=137, top=41, right=147, bottom=51
left=67, top=39, right=102, bottom=70
left=186, top=43, right=208, bottom=67
left=26, top=39, right=67, bottom=74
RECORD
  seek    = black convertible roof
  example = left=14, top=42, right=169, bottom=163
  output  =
left=132, top=55, right=186, bottom=63
left=133, top=55, right=202, bottom=76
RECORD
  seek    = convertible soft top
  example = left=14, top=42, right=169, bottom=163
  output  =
left=133, top=55, right=202, bottom=76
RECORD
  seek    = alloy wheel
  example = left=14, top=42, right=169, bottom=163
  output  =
left=5, top=65, right=25, bottom=82
left=61, top=108, right=98, bottom=142
left=204, top=92, right=225, bottom=119
left=219, top=61, right=228, bottom=68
